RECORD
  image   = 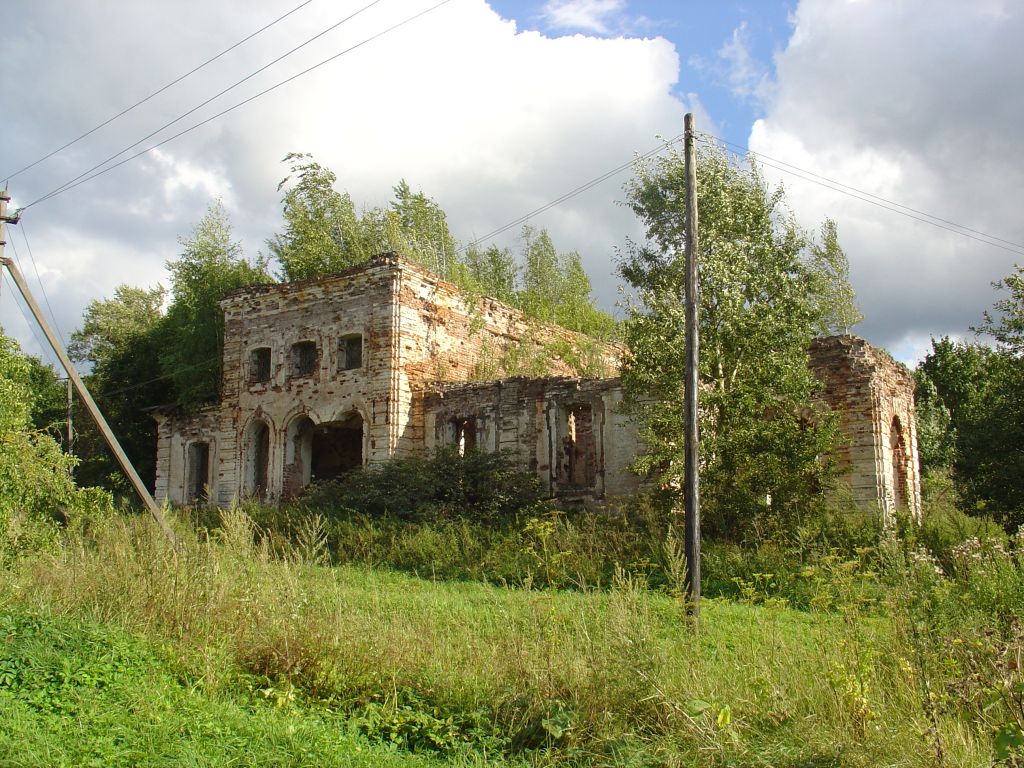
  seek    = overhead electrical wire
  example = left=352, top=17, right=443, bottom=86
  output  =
left=0, top=0, right=316, bottom=183
left=24, top=0, right=389, bottom=208
left=22, top=0, right=453, bottom=211
left=17, top=219, right=67, bottom=345
left=0, top=270, right=59, bottom=369
left=459, top=132, right=685, bottom=253
left=62, top=132, right=686, bottom=399
left=698, top=132, right=1024, bottom=258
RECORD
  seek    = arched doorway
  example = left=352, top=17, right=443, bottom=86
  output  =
left=310, top=410, right=364, bottom=482
left=890, top=415, right=909, bottom=511
left=244, top=419, right=271, bottom=500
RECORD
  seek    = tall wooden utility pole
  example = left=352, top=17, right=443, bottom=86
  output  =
left=683, top=113, right=702, bottom=617
left=0, top=189, right=175, bottom=543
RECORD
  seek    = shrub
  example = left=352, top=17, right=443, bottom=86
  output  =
left=299, top=447, right=545, bottom=524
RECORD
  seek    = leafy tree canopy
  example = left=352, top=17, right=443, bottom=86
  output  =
left=0, top=329, right=107, bottom=537
left=69, top=284, right=170, bottom=491
left=619, top=143, right=857, bottom=536
left=267, top=153, right=615, bottom=339
left=918, top=265, right=1024, bottom=526
left=162, top=200, right=271, bottom=406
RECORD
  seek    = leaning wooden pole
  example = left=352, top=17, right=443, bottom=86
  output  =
left=0, top=191, right=175, bottom=544
left=683, top=113, right=702, bottom=617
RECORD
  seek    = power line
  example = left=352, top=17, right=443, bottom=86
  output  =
left=1, top=0, right=316, bottom=183
left=459, top=132, right=685, bottom=253
left=0, top=270, right=59, bottom=369
left=24, top=0, right=454, bottom=210
left=25, top=0, right=387, bottom=208
left=17, top=219, right=67, bottom=345
left=699, top=133, right=1024, bottom=258
left=57, top=127, right=673, bottom=398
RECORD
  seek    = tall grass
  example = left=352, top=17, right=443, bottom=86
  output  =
left=2, top=503, right=1017, bottom=765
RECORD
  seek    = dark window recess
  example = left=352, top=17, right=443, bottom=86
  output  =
left=338, top=335, right=363, bottom=371
left=250, top=422, right=270, bottom=500
left=291, top=341, right=318, bottom=378
left=249, top=347, right=271, bottom=384
left=187, top=442, right=210, bottom=502
left=559, top=404, right=596, bottom=488
left=452, top=417, right=477, bottom=456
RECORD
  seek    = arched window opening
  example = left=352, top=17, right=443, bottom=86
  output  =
left=452, top=417, right=477, bottom=456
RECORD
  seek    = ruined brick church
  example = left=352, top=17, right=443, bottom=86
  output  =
left=154, top=253, right=921, bottom=519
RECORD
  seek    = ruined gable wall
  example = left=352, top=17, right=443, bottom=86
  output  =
left=217, top=258, right=400, bottom=501
left=809, top=335, right=921, bottom=520
left=391, top=260, right=622, bottom=456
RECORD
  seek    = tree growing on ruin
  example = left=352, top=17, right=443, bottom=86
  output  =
left=268, top=153, right=369, bottom=280
left=620, top=143, right=857, bottom=536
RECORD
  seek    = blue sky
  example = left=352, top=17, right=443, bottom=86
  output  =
left=488, top=0, right=794, bottom=137
left=1, top=0, right=1022, bottom=366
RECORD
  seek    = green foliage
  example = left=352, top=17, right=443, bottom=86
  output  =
left=620, top=142, right=848, bottom=536
left=375, top=179, right=459, bottom=278
left=299, top=447, right=546, bottom=524
left=267, top=153, right=615, bottom=340
left=977, top=263, right=1024, bottom=356
left=8, top=502, right=1023, bottom=766
left=69, top=284, right=170, bottom=490
left=917, top=334, right=1024, bottom=527
left=459, top=243, right=519, bottom=305
left=268, top=152, right=372, bottom=280
left=807, top=218, right=864, bottom=335
left=0, top=330, right=112, bottom=556
left=519, top=225, right=615, bottom=339
left=22, top=354, right=66, bottom=440
left=0, top=610, right=462, bottom=767
left=162, top=200, right=271, bottom=406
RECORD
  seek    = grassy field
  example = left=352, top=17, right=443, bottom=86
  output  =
left=0, top=508, right=1014, bottom=766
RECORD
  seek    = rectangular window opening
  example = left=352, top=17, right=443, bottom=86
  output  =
left=187, top=442, right=210, bottom=503
left=338, top=334, right=363, bottom=371
left=249, top=347, right=271, bottom=385
left=452, top=417, right=477, bottom=456
left=560, top=404, right=595, bottom=488
left=291, top=341, right=318, bottom=378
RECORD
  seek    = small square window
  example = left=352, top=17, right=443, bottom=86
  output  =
left=338, top=334, right=363, bottom=371
left=249, top=347, right=271, bottom=385
left=291, top=341, right=318, bottom=378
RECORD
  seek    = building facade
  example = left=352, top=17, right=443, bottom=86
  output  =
left=154, top=254, right=921, bottom=520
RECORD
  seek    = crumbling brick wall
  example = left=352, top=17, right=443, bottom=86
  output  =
left=154, top=254, right=622, bottom=505
left=809, top=335, right=922, bottom=521
left=419, top=376, right=643, bottom=500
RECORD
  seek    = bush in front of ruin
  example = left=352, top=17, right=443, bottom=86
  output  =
left=298, top=446, right=546, bottom=524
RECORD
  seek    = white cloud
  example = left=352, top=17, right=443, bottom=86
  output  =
left=718, top=22, right=770, bottom=102
left=750, top=0, right=1024, bottom=364
left=541, top=0, right=626, bottom=35
left=0, top=0, right=688, bottom=352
